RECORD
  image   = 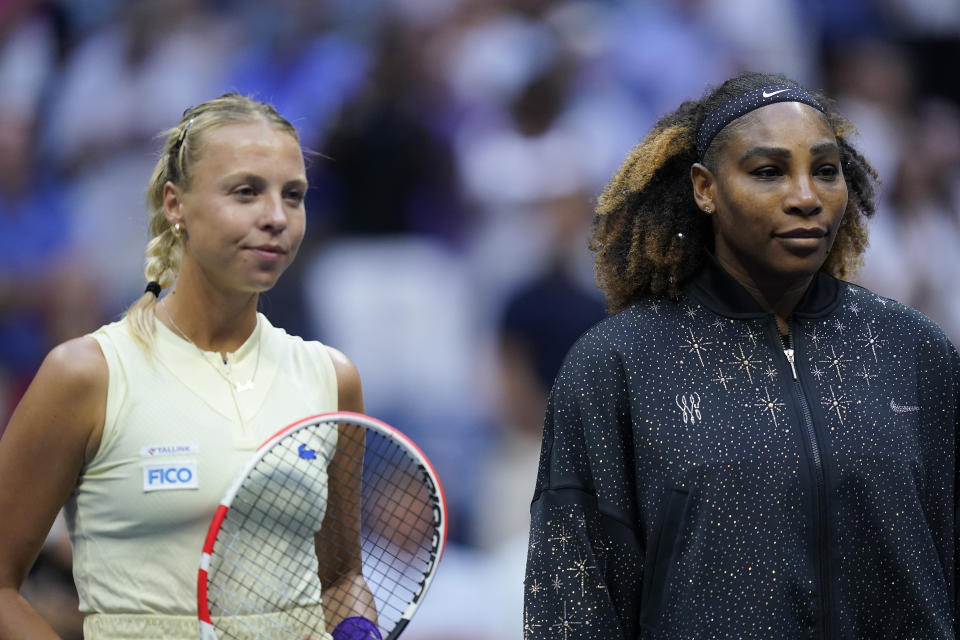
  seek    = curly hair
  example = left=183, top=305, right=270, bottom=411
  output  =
left=592, top=71, right=878, bottom=313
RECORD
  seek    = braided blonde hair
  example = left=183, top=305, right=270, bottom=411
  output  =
left=124, top=93, right=300, bottom=348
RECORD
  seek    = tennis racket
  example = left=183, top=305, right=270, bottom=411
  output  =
left=197, top=411, right=447, bottom=640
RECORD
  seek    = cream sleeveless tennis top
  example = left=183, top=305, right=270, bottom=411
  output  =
left=64, top=314, right=338, bottom=639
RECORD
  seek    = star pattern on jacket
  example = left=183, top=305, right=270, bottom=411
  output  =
left=525, top=260, right=960, bottom=639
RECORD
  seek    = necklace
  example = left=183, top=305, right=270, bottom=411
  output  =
left=160, top=297, right=261, bottom=392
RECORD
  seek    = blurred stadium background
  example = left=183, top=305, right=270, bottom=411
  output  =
left=1, top=0, right=958, bottom=637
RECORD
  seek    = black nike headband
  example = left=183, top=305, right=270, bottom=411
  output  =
left=696, top=85, right=825, bottom=162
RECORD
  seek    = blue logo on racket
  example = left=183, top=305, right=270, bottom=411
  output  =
left=298, top=443, right=317, bottom=460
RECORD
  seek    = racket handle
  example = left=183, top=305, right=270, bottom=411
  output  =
left=331, top=616, right=382, bottom=640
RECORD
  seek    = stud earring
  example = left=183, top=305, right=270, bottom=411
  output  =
left=703, top=206, right=713, bottom=214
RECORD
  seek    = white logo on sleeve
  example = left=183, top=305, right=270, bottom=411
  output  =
left=143, top=461, right=199, bottom=492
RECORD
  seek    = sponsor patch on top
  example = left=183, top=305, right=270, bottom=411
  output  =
left=140, top=444, right=199, bottom=458
left=143, top=461, right=199, bottom=492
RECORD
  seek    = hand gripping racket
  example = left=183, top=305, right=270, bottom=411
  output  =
left=197, top=412, right=447, bottom=639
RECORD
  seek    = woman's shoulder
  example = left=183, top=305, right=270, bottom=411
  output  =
left=86, top=316, right=145, bottom=360
left=20, top=336, right=108, bottom=463
left=839, top=281, right=958, bottom=356
left=256, top=315, right=345, bottom=410
left=557, top=298, right=676, bottom=378
left=257, top=313, right=350, bottom=379
left=258, top=315, right=337, bottom=362
left=840, top=282, right=950, bottom=334
left=44, top=335, right=108, bottom=387
left=573, top=297, right=676, bottom=348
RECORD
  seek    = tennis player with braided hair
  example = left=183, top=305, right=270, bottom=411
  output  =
left=0, top=94, right=373, bottom=638
left=524, top=71, right=960, bottom=638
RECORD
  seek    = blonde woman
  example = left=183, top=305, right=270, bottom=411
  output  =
left=0, top=94, right=369, bottom=639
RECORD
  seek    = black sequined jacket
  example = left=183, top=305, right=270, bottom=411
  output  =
left=524, top=255, right=960, bottom=639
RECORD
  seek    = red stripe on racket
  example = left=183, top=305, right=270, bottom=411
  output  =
left=197, top=412, right=446, bottom=640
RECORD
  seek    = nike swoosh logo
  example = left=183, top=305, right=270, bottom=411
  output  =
left=762, top=88, right=790, bottom=98
left=890, top=399, right=919, bottom=414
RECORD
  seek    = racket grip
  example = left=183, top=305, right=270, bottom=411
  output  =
left=331, top=616, right=382, bottom=640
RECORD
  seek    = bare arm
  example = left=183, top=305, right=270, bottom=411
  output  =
left=0, top=338, right=106, bottom=639
left=316, top=347, right=378, bottom=631
left=327, top=346, right=364, bottom=416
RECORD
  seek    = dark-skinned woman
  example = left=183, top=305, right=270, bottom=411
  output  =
left=523, top=72, right=959, bottom=639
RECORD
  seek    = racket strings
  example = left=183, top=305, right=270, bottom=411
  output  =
left=204, top=420, right=442, bottom=639
left=209, top=450, right=331, bottom=638
left=347, top=432, right=435, bottom=626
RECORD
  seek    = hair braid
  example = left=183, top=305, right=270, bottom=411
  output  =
left=123, top=93, right=300, bottom=349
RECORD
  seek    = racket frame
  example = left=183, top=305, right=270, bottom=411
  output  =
left=197, top=411, right=448, bottom=640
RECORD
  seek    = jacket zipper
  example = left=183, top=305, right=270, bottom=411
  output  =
left=782, top=331, right=829, bottom=637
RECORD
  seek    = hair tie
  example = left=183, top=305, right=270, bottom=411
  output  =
left=145, top=281, right=162, bottom=297
left=696, top=85, right=825, bottom=161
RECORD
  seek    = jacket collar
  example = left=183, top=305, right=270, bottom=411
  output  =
left=684, top=251, right=841, bottom=320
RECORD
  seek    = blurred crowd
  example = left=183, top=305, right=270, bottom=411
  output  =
left=1, top=0, right=958, bottom=637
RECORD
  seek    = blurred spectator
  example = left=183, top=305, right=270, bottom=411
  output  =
left=312, top=16, right=464, bottom=242
left=700, top=0, right=817, bottom=82
left=882, top=0, right=960, bottom=37
left=438, top=0, right=559, bottom=115
left=827, top=38, right=915, bottom=194
left=0, top=0, right=103, bottom=424
left=478, top=190, right=604, bottom=551
left=0, top=2, right=61, bottom=116
left=18, top=514, right=83, bottom=640
left=0, top=109, right=102, bottom=423
left=1, top=0, right=959, bottom=636
left=224, top=0, right=373, bottom=337
left=402, top=535, right=528, bottom=639
left=46, top=0, right=235, bottom=174
left=299, top=20, right=484, bottom=545
left=43, top=0, right=238, bottom=312
left=0, top=9, right=94, bottom=639
left=303, top=235, right=489, bottom=544
left=224, top=0, right=371, bottom=151
left=857, top=98, right=960, bottom=344
left=826, top=37, right=960, bottom=344
left=600, top=0, right=735, bottom=117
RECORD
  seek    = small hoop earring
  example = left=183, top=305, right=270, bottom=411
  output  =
left=172, top=222, right=183, bottom=238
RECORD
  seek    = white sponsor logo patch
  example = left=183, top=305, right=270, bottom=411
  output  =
left=140, top=444, right=199, bottom=458
left=143, top=461, right=199, bottom=492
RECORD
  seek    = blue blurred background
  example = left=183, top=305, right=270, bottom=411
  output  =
left=2, top=0, right=958, bottom=636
